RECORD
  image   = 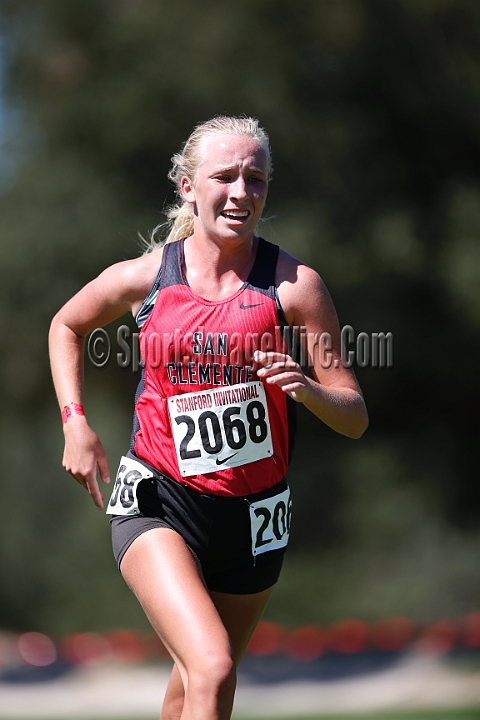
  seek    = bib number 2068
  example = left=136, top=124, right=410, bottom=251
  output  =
left=169, top=382, right=273, bottom=475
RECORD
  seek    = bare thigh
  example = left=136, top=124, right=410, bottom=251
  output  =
left=210, top=587, right=274, bottom=662
left=119, top=527, right=233, bottom=685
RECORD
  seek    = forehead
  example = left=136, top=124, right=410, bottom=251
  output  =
left=197, top=133, right=268, bottom=174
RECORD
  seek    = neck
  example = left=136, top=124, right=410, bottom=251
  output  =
left=183, top=233, right=258, bottom=301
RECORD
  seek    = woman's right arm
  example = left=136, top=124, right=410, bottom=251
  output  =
left=49, top=252, right=162, bottom=509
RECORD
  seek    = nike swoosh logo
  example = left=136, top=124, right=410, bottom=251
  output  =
left=240, top=302, right=263, bottom=310
left=216, top=453, right=238, bottom=466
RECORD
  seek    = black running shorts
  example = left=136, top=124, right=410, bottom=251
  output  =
left=110, top=470, right=289, bottom=595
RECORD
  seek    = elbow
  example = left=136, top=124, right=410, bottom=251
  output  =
left=48, top=312, right=77, bottom=356
left=349, top=408, right=369, bottom=440
left=49, top=312, right=64, bottom=348
left=49, top=308, right=64, bottom=334
left=48, top=313, right=59, bottom=345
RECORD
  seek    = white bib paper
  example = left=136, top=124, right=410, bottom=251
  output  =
left=106, top=455, right=153, bottom=516
left=249, top=486, right=291, bottom=557
left=168, top=381, right=273, bottom=476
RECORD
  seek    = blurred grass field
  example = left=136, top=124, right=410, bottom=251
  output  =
left=43, top=715, right=480, bottom=720
left=4, top=711, right=478, bottom=720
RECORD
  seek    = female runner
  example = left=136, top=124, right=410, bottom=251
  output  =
left=49, top=116, right=368, bottom=720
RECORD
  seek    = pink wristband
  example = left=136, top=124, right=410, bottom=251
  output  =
left=61, top=403, right=85, bottom=424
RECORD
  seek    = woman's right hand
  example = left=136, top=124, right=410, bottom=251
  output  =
left=62, top=416, right=111, bottom=509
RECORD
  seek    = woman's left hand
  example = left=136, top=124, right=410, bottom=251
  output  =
left=254, top=350, right=311, bottom=403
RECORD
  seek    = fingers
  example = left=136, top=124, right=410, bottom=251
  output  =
left=254, top=350, right=300, bottom=381
left=85, top=476, right=105, bottom=510
left=97, top=447, right=111, bottom=485
left=254, top=350, right=296, bottom=369
left=70, top=467, right=104, bottom=509
left=254, top=350, right=309, bottom=402
left=63, top=429, right=109, bottom=509
left=64, top=459, right=106, bottom=510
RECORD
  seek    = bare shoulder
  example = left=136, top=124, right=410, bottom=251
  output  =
left=98, top=247, right=164, bottom=307
left=276, top=248, right=337, bottom=331
left=53, top=247, right=164, bottom=335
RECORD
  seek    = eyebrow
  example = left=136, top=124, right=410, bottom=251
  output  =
left=210, top=165, right=266, bottom=175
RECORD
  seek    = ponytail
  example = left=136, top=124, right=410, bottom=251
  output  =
left=165, top=202, right=194, bottom=245
left=142, top=201, right=194, bottom=253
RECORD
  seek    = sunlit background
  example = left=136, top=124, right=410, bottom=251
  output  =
left=1, top=0, right=480, bottom=716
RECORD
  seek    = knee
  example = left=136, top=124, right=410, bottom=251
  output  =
left=213, top=652, right=236, bottom=687
left=190, top=650, right=236, bottom=697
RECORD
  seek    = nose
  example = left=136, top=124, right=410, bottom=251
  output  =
left=229, top=176, right=248, bottom=201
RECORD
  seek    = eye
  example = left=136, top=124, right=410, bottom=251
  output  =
left=250, top=177, right=267, bottom=188
left=216, top=175, right=231, bottom=182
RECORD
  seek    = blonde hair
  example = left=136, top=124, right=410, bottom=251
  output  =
left=143, top=115, right=271, bottom=252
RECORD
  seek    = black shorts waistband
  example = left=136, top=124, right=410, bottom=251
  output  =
left=125, top=449, right=288, bottom=504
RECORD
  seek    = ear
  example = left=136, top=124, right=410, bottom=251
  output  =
left=180, top=176, right=195, bottom=204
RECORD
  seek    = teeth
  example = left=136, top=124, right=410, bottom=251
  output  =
left=223, top=210, right=248, bottom=218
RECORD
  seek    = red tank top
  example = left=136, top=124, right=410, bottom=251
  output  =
left=131, top=237, right=297, bottom=496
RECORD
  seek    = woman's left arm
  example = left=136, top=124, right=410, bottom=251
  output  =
left=255, top=253, right=368, bottom=439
